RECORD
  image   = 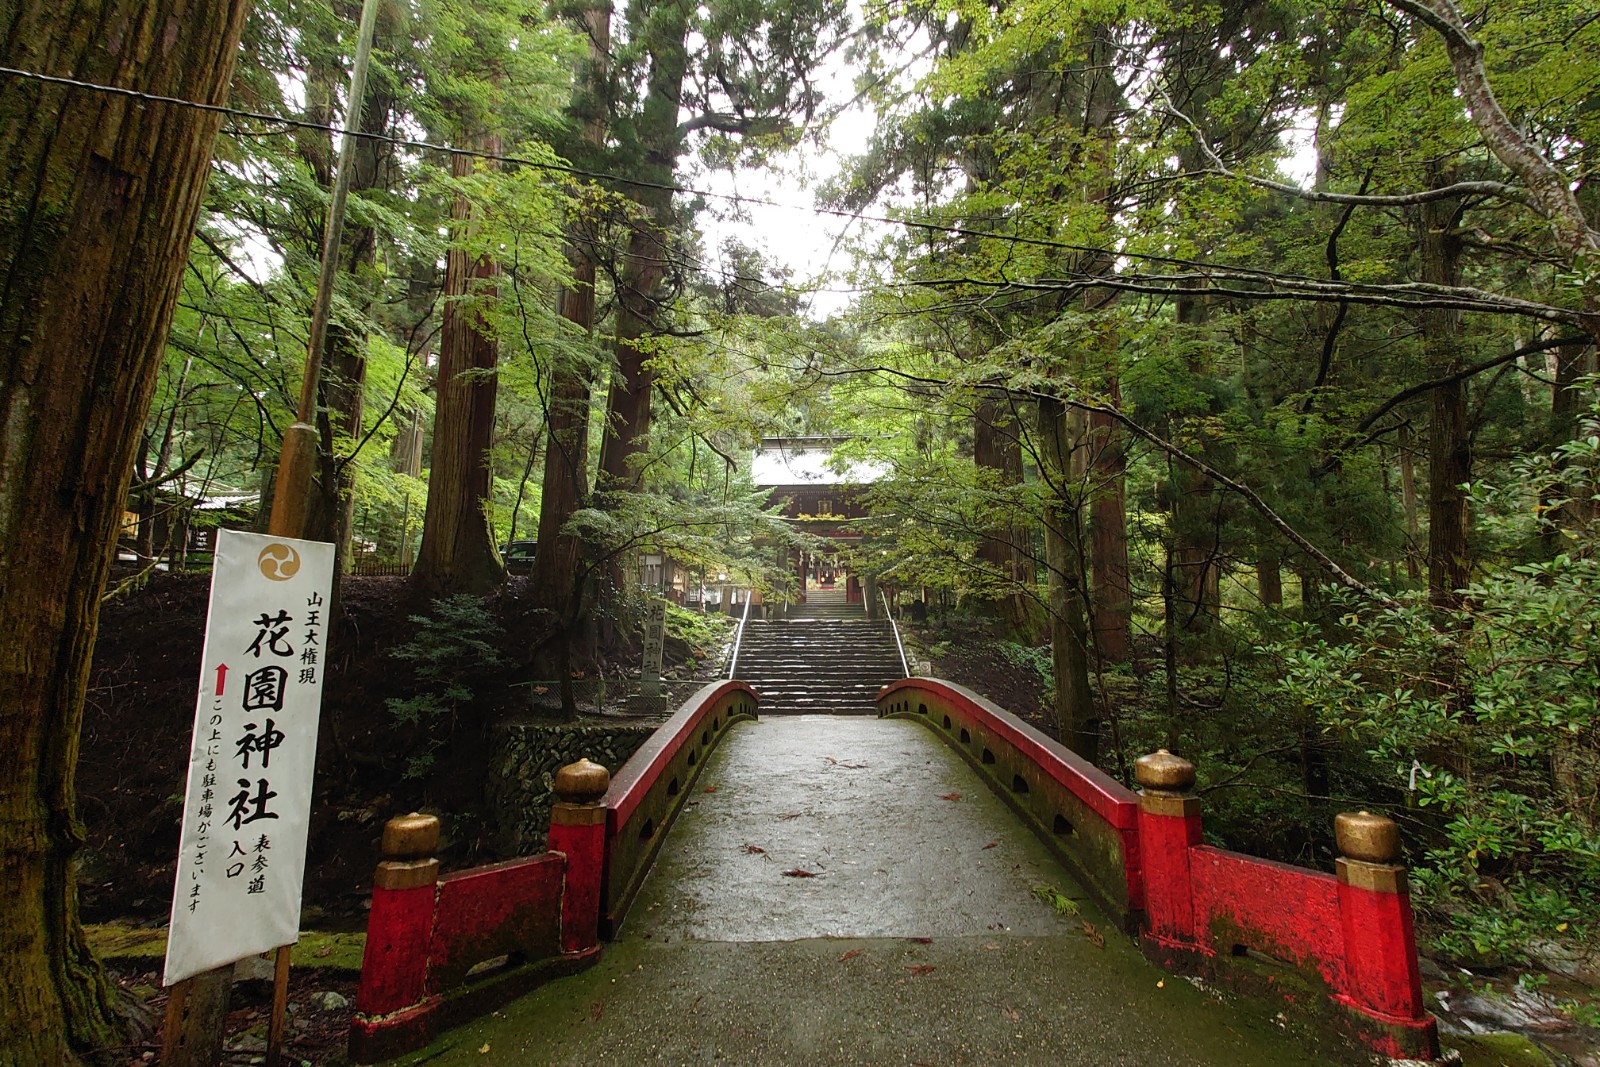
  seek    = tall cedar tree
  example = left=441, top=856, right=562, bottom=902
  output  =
left=0, top=0, right=250, bottom=1059
left=411, top=142, right=508, bottom=596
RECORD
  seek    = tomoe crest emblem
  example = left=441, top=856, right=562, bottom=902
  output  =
left=257, top=543, right=301, bottom=582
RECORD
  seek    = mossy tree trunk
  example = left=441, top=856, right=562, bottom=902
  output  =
left=532, top=0, right=609, bottom=620
left=594, top=0, right=691, bottom=493
left=0, top=0, right=249, bottom=1060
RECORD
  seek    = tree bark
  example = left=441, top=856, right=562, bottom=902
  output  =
left=0, top=0, right=249, bottom=1059
left=974, top=389, right=1036, bottom=634
left=1037, top=397, right=1098, bottom=760
left=410, top=144, right=506, bottom=597
left=1168, top=291, right=1222, bottom=649
left=1542, top=341, right=1591, bottom=550
left=531, top=0, right=611, bottom=713
left=1398, top=420, right=1422, bottom=579
left=1421, top=191, right=1471, bottom=612
left=1087, top=388, right=1132, bottom=662
left=1079, top=27, right=1131, bottom=665
left=595, top=0, right=691, bottom=492
left=298, top=15, right=398, bottom=568
left=1257, top=552, right=1283, bottom=608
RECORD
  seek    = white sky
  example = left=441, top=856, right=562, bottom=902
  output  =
left=687, top=32, right=1322, bottom=322
left=688, top=22, right=890, bottom=320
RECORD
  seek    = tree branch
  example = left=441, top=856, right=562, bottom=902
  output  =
left=1385, top=0, right=1600, bottom=269
left=1157, top=96, right=1527, bottom=209
left=1317, top=334, right=1589, bottom=466
left=1057, top=394, right=1399, bottom=605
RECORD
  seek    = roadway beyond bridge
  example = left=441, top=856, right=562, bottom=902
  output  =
left=377, top=717, right=1358, bottom=1066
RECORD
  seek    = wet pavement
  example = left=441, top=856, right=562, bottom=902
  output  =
left=385, top=717, right=1354, bottom=1066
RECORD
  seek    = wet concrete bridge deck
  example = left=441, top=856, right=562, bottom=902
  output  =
left=383, top=717, right=1350, bottom=1066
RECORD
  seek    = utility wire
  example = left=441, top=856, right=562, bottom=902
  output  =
left=2, top=63, right=1574, bottom=324
left=0, top=62, right=1255, bottom=267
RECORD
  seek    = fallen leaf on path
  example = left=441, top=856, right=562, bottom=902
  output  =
left=982, top=841, right=998, bottom=850
left=740, top=844, right=765, bottom=854
left=1157, top=979, right=1165, bottom=988
left=838, top=948, right=863, bottom=962
left=781, top=868, right=820, bottom=878
left=939, top=792, right=962, bottom=801
left=590, top=1001, right=605, bottom=1020
left=702, top=785, right=718, bottom=793
left=906, top=936, right=932, bottom=944
left=314, top=946, right=333, bottom=958
left=479, top=1043, right=491, bottom=1054
left=1002, top=1005, right=1021, bottom=1022
left=905, top=964, right=936, bottom=976
left=1081, top=920, right=1105, bottom=948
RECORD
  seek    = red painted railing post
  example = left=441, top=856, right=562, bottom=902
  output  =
left=1332, top=811, right=1439, bottom=1059
left=547, top=758, right=610, bottom=955
left=1134, top=750, right=1205, bottom=956
left=350, top=813, right=441, bottom=1063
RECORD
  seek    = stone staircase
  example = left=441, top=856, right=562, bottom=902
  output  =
left=734, top=589, right=906, bottom=713
left=784, top=586, right=862, bottom=620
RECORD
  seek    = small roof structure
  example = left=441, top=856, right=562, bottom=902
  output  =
left=193, top=491, right=260, bottom=513
left=751, top=436, right=887, bottom=488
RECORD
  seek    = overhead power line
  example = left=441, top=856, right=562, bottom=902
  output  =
left=1, top=63, right=1580, bottom=327
left=0, top=62, right=1219, bottom=265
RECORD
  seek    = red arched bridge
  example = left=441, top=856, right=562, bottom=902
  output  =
left=347, top=678, right=1438, bottom=1065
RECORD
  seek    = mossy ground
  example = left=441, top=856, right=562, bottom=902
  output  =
left=86, top=921, right=366, bottom=974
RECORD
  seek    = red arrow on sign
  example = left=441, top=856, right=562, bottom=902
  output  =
left=216, top=663, right=228, bottom=696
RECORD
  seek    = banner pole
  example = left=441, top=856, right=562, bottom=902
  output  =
left=265, top=944, right=293, bottom=1067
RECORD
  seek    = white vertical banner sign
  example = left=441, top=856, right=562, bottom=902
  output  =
left=164, top=530, right=335, bottom=986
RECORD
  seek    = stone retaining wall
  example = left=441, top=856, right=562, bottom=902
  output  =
left=487, top=719, right=661, bottom=856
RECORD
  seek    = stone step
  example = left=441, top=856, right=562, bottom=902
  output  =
left=739, top=664, right=900, bottom=672
left=734, top=605, right=905, bottom=714
left=736, top=666, right=903, bottom=678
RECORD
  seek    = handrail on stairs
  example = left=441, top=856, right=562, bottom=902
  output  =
left=726, top=588, right=754, bottom=679
left=880, top=587, right=910, bottom=678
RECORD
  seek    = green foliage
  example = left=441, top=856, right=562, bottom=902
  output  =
left=1030, top=883, right=1082, bottom=916
left=385, top=595, right=507, bottom=777
left=1273, top=478, right=1600, bottom=963
left=998, top=641, right=1052, bottom=686
left=663, top=603, right=737, bottom=663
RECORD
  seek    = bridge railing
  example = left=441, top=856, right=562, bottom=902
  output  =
left=877, top=678, right=1142, bottom=929
left=346, top=802, right=603, bottom=1063
left=349, top=679, right=759, bottom=1061
left=726, top=591, right=754, bottom=679
left=878, top=677, right=1438, bottom=1063
left=599, top=679, right=758, bottom=936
